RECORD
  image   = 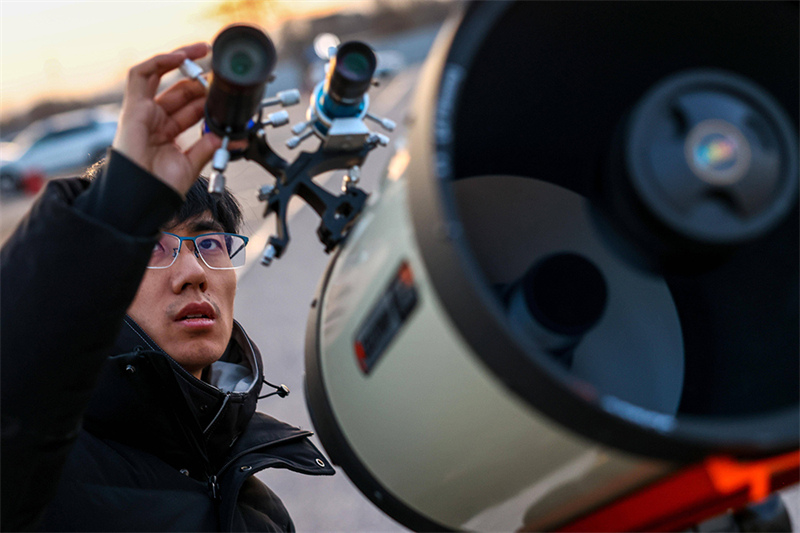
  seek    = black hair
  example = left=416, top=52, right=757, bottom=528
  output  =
left=177, top=176, right=243, bottom=235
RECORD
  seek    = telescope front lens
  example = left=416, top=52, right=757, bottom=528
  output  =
left=340, top=52, right=371, bottom=80
left=230, top=51, right=254, bottom=76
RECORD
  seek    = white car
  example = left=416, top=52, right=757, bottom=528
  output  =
left=1, top=106, right=119, bottom=192
left=374, top=50, right=406, bottom=79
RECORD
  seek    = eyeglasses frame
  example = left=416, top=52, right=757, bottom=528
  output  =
left=146, top=231, right=250, bottom=270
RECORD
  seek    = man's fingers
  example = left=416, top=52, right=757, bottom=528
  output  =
left=170, top=42, right=210, bottom=62
left=126, top=43, right=209, bottom=100
left=156, top=78, right=207, bottom=116
left=167, top=96, right=207, bottom=137
left=185, top=134, right=223, bottom=178
left=127, top=52, right=187, bottom=100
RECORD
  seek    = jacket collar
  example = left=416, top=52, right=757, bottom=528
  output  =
left=83, top=317, right=267, bottom=475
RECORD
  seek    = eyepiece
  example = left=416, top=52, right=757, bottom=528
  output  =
left=206, top=24, right=276, bottom=139
left=324, top=41, right=376, bottom=105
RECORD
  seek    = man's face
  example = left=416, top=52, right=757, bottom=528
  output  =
left=127, top=212, right=237, bottom=378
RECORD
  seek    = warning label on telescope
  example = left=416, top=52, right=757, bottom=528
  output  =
left=354, top=261, right=418, bottom=375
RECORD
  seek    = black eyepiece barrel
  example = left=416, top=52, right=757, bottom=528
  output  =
left=206, top=24, right=276, bottom=139
left=324, top=41, right=376, bottom=105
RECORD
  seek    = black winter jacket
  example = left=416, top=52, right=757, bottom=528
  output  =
left=1, top=151, right=334, bottom=531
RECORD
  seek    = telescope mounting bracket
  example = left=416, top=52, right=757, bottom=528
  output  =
left=179, top=52, right=393, bottom=268
left=243, top=120, right=383, bottom=266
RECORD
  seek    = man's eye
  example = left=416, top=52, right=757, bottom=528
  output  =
left=198, top=237, right=225, bottom=253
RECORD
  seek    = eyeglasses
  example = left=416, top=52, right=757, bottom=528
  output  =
left=147, top=232, right=249, bottom=270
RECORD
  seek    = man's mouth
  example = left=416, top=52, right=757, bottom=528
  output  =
left=174, top=302, right=217, bottom=325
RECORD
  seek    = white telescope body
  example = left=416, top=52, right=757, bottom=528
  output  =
left=305, top=2, right=799, bottom=531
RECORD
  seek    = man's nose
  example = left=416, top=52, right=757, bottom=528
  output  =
left=171, top=243, right=208, bottom=292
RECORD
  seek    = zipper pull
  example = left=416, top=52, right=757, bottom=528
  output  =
left=203, top=392, right=232, bottom=436
left=208, top=475, right=221, bottom=501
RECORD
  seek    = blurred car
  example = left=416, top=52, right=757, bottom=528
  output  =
left=0, top=106, right=118, bottom=192
left=374, top=50, right=407, bottom=79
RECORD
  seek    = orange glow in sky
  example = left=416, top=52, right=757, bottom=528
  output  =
left=0, top=1, right=353, bottom=118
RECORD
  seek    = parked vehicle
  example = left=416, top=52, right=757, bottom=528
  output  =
left=374, top=50, right=406, bottom=79
left=0, top=106, right=118, bottom=192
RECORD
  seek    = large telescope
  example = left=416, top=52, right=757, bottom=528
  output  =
left=304, top=2, right=798, bottom=531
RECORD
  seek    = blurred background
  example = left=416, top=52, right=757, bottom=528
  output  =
left=0, top=0, right=450, bottom=125
left=0, top=0, right=453, bottom=233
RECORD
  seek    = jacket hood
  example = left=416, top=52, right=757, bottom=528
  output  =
left=82, top=317, right=267, bottom=476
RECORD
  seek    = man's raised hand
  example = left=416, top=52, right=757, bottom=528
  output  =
left=112, top=43, right=221, bottom=195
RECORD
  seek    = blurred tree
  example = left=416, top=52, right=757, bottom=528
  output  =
left=202, top=0, right=286, bottom=26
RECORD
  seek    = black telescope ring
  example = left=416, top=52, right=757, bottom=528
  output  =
left=406, top=0, right=798, bottom=462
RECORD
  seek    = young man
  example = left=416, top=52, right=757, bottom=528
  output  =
left=1, top=43, right=333, bottom=531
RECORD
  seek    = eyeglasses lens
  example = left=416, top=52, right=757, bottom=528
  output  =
left=148, top=234, right=247, bottom=269
left=196, top=234, right=247, bottom=269
left=149, top=234, right=181, bottom=268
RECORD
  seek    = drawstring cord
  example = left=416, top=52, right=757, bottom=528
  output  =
left=204, top=379, right=288, bottom=435
left=259, top=378, right=290, bottom=400
left=203, top=380, right=288, bottom=437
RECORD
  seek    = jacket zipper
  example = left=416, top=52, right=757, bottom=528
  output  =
left=124, top=317, right=290, bottom=504
left=203, top=391, right=233, bottom=436
left=207, top=475, right=221, bottom=500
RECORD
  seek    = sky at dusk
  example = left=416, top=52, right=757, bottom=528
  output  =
left=0, top=1, right=360, bottom=118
